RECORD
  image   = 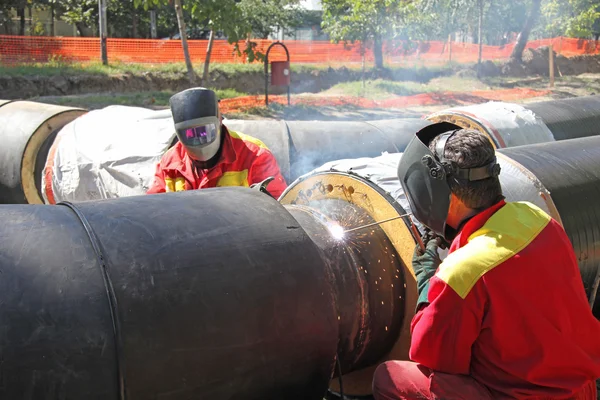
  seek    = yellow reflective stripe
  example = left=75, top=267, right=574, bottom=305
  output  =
left=228, top=130, right=269, bottom=150
left=165, top=177, right=175, bottom=192
left=216, top=170, right=249, bottom=187
left=174, top=177, right=186, bottom=192
left=437, top=202, right=551, bottom=299
left=164, top=177, right=186, bottom=192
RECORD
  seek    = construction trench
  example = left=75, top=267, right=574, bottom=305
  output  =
left=0, top=96, right=599, bottom=399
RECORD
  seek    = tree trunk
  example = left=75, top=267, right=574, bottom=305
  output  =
left=98, top=0, right=108, bottom=65
left=173, top=0, right=196, bottom=85
left=50, top=4, right=55, bottom=36
left=18, top=7, right=25, bottom=36
left=374, top=34, right=384, bottom=69
left=477, top=0, right=483, bottom=77
left=150, top=10, right=158, bottom=39
left=361, top=41, right=366, bottom=95
left=202, top=29, right=215, bottom=87
left=75, top=23, right=88, bottom=37
left=510, top=0, right=542, bottom=62
left=132, top=7, right=138, bottom=38
left=27, top=5, right=32, bottom=32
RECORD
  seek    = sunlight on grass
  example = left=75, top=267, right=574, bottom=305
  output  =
left=32, top=88, right=248, bottom=109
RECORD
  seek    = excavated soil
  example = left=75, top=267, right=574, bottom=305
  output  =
left=0, top=66, right=451, bottom=99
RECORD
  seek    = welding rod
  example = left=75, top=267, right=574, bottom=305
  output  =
left=342, top=213, right=413, bottom=234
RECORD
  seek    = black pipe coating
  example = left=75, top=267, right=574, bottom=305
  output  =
left=0, top=189, right=342, bottom=399
left=499, top=136, right=600, bottom=316
left=524, top=95, right=600, bottom=141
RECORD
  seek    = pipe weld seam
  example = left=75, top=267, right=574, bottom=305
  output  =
left=59, top=201, right=127, bottom=400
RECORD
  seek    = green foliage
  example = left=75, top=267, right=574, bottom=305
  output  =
left=541, top=0, right=600, bottom=38
left=321, top=0, right=418, bottom=67
left=135, top=0, right=304, bottom=61
left=322, top=0, right=413, bottom=43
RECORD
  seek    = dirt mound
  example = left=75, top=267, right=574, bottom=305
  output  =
left=500, top=47, right=600, bottom=77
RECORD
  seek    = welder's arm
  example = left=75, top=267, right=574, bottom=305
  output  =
left=248, top=149, right=288, bottom=199
left=409, top=274, right=486, bottom=375
left=147, top=162, right=167, bottom=194
left=412, top=236, right=442, bottom=310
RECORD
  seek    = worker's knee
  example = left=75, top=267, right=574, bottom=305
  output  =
left=372, top=361, right=429, bottom=400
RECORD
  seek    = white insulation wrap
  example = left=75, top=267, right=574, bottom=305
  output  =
left=42, top=106, right=176, bottom=204
left=429, top=102, right=556, bottom=148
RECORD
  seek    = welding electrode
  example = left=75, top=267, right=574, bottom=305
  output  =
left=343, top=213, right=427, bottom=252
left=342, top=213, right=413, bottom=234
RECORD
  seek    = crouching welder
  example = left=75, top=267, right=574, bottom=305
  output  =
left=147, top=88, right=287, bottom=198
left=373, top=123, right=600, bottom=399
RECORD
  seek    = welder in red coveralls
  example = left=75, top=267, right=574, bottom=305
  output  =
left=373, top=122, right=600, bottom=399
left=147, top=87, right=287, bottom=198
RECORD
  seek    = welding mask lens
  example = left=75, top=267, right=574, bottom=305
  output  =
left=177, top=124, right=218, bottom=147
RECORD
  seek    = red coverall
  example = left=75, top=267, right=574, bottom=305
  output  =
left=373, top=200, right=600, bottom=399
left=147, top=126, right=287, bottom=198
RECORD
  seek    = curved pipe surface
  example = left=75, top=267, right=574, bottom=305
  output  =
left=223, top=119, right=431, bottom=183
left=498, top=136, right=600, bottom=316
left=0, top=101, right=85, bottom=204
left=524, top=96, right=600, bottom=141
left=427, top=95, right=600, bottom=148
left=0, top=189, right=340, bottom=399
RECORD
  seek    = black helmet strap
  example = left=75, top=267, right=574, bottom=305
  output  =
left=428, top=130, right=501, bottom=182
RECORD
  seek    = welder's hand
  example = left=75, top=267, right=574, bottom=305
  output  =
left=250, top=176, right=275, bottom=198
left=412, top=236, right=442, bottom=309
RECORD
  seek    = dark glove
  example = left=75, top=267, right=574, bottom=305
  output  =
left=250, top=176, right=275, bottom=198
left=413, top=235, right=442, bottom=309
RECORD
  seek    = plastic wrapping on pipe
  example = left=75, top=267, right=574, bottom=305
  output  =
left=427, top=101, right=555, bottom=148
left=42, top=105, right=429, bottom=204
left=523, top=95, right=600, bottom=141
left=41, top=106, right=176, bottom=204
left=0, top=188, right=340, bottom=399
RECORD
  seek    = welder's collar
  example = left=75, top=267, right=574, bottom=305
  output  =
left=450, top=200, right=507, bottom=250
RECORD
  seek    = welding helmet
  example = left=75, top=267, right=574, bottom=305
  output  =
left=397, top=122, right=501, bottom=240
left=170, top=88, right=222, bottom=162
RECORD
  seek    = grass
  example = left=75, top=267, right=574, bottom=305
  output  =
left=0, top=58, right=453, bottom=78
left=32, top=88, right=248, bottom=109
left=322, top=77, right=495, bottom=100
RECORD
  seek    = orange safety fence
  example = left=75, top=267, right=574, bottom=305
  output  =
left=219, top=88, right=551, bottom=114
left=1, top=35, right=600, bottom=66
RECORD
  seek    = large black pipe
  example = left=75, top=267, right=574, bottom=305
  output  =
left=0, top=189, right=344, bottom=399
left=499, top=136, right=600, bottom=316
left=2, top=136, right=600, bottom=398
left=524, top=96, right=600, bottom=141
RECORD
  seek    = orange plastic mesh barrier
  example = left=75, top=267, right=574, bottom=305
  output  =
left=1, top=35, right=600, bottom=65
left=219, top=88, right=551, bottom=114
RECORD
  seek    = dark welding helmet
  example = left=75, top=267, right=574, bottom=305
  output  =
left=170, top=88, right=222, bottom=162
left=397, top=122, right=501, bottom=240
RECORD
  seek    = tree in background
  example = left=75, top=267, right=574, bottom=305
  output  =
left=510, top=0, right=541, bottom=62
left=541, top=0, right=600, bottom=39
left=321, top=0, right=414, bottom=69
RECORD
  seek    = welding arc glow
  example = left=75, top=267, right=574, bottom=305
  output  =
left=327, top=222, right=346, bottom=240
left=326, top=212, right=414, bottom=241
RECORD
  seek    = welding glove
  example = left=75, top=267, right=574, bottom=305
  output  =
left=412, top=235, right=442, bottom=309
left=250, top=176, right=275, bottom=199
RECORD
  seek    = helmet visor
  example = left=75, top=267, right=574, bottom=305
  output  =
left=398, top=135, right=452, bottom=238
left=177, top=124, right=218, bottom=148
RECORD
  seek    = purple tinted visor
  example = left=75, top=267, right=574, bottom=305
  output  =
left=177, top=124, right=218, bottom=147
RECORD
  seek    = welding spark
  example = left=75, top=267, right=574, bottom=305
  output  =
left=327, top=222, right=346, bottom=240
